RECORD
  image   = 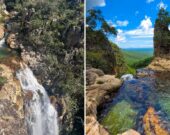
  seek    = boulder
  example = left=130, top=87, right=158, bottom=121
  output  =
left=86, top=68, right=105, bottom=85
left=86, top=116, right=109, bottom=135
left=118, top=129, right=140, bottom=135
left=86, top=68, right=122, bottom=135
left=6, top=33, right=19, bottom=49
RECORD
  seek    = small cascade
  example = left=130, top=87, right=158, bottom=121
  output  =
left=16, top=63, right=59, bottom=135
left=0, top=38, right=5, bottom=47
left=121, top=74, right=134, bottom=81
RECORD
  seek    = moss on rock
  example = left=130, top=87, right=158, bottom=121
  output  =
left=102, top=100, right=137, bottom=135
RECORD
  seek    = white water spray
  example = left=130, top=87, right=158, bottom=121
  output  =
left=16, top=64, right=59, bottom=135
left=0, top=38, right=5, bottom=47
left=121, top=74, right=134, bottom=81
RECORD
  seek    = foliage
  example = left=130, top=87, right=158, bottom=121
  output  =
left=0, top=76, right=7, bottom=87
left=102, top=100, right=137, bottom=135
left=5, top=0, right=84, bottom=134
left=86, top=28, right=116, bottom=74
left=154, top=8, right=170, bottom=56
left=122, top=49, right=153, bottom=66
left=87, top=9, right=117, bottom=36
left=131, top=57, right=153, bottom=69
left=111, top=43, right=135, bottom=76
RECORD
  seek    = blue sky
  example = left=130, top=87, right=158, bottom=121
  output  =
left=86, top=0, right=170, bottom=48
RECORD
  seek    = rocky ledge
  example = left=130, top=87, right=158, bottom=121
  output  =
left=86, top=68, right=122, bottom=135
left=148, top=57, right=170, bottom=72
left=0, top=61, right=27, bottom=135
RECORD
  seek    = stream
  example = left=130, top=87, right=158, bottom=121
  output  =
left=100, top=69, right=170, bottom=135
left=0, top=37, right=59, bottom=135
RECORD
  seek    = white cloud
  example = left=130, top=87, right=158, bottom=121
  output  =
left=116, top=20, right=129, bottom=27
left=157, top=1, right=168, bottom=9
left=87, top=0, right=106, bottom=9
left=125, top=16, right=154, bottom=38
left=146, top=0, right=154, bottom=3
left=115, top=29, right=126, bottom=43
left=107, top=20, right=129, bottom=27
left=112, top=16, right=154, bottom=46
left=107, top=20, right=117, bottom=27
left=140, top=16, right=152, bottom=30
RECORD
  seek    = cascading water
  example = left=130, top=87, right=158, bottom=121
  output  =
left=0, top=38, right=5, bottom=47
left=16, top=64, right=59, bottom=135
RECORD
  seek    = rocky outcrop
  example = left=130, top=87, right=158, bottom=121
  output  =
left=0, top=63, right=27, bottom=135
left=143, top=107, right=169, bottom=135
left=148, top=57, right=170, bottom=72
left=6, top=33, right=19, bottom=49
left=154, top=9, right=170, bottom=57
left=86, top=68, right=122, bottom=135
left=118, top=129, right=140, bottom=135
left=86, top=116, right=109, bottom=135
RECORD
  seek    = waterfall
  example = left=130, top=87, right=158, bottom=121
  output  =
left=121, top=74, right=134, bottom=81
left=0, top=38, right=5, bottom=47
left=16, top=64, right=59, bottom=135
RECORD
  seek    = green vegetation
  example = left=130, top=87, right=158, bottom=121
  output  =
left=154, top=8, right=170, bottom=56
left=5, top=0, right=84, bottom=134
left=111, top=43, right=136, bottom=76
left=102, top=101, right=137, bottom=135
left=86, top=9, right=153, bottom=77
left=121, top=49, right=153, bottom=71
left=131, top=57, right=153, bottom=69
left=122, top=49, right=153, bottom=66
left=0, top=76, right=7, bottom=87
left=86, top=28, right=116, bottom=74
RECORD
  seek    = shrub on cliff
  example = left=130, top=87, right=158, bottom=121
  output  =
left=86, top=10, right=134, bottom=76
left=86, top=9, right=117, bottom=74
left=154, top=8, right=170, bottom=56
left=5, top=0, right=84, bottom=135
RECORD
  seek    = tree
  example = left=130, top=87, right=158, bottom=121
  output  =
left=154, top=8, right=170, bottom=56
left=87, top=9, right=117, bottom=36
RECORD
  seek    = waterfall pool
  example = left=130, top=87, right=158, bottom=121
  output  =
left=99, top=69, right=170, bottom=135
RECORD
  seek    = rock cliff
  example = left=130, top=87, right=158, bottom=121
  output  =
left=0, top=57, right=27, bottom=135
left=86, top=68, right=122, bottom=135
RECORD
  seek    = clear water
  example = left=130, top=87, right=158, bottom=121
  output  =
left=16, top=65, right=59, bottom=135
left=101, top=70, right=170, bottom=134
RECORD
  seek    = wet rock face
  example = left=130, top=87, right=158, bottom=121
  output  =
left=0, top=64, right=27, bottom=135
left=143, top=107, right=169, bottom=135
left=0, top=100, right=27, bottom=135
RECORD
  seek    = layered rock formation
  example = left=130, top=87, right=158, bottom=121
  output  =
left=86, top=68, right=122, bottom=135
left=148, top=57, right=170, bottom=72
left=148, top=9, right=170, bottom=72
left=0, top=62, right=27, bottom=135
left=143, top=107, right=169, bottom=135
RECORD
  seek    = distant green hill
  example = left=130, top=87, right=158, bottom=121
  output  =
left=122, top=48, right=153, bottom=66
